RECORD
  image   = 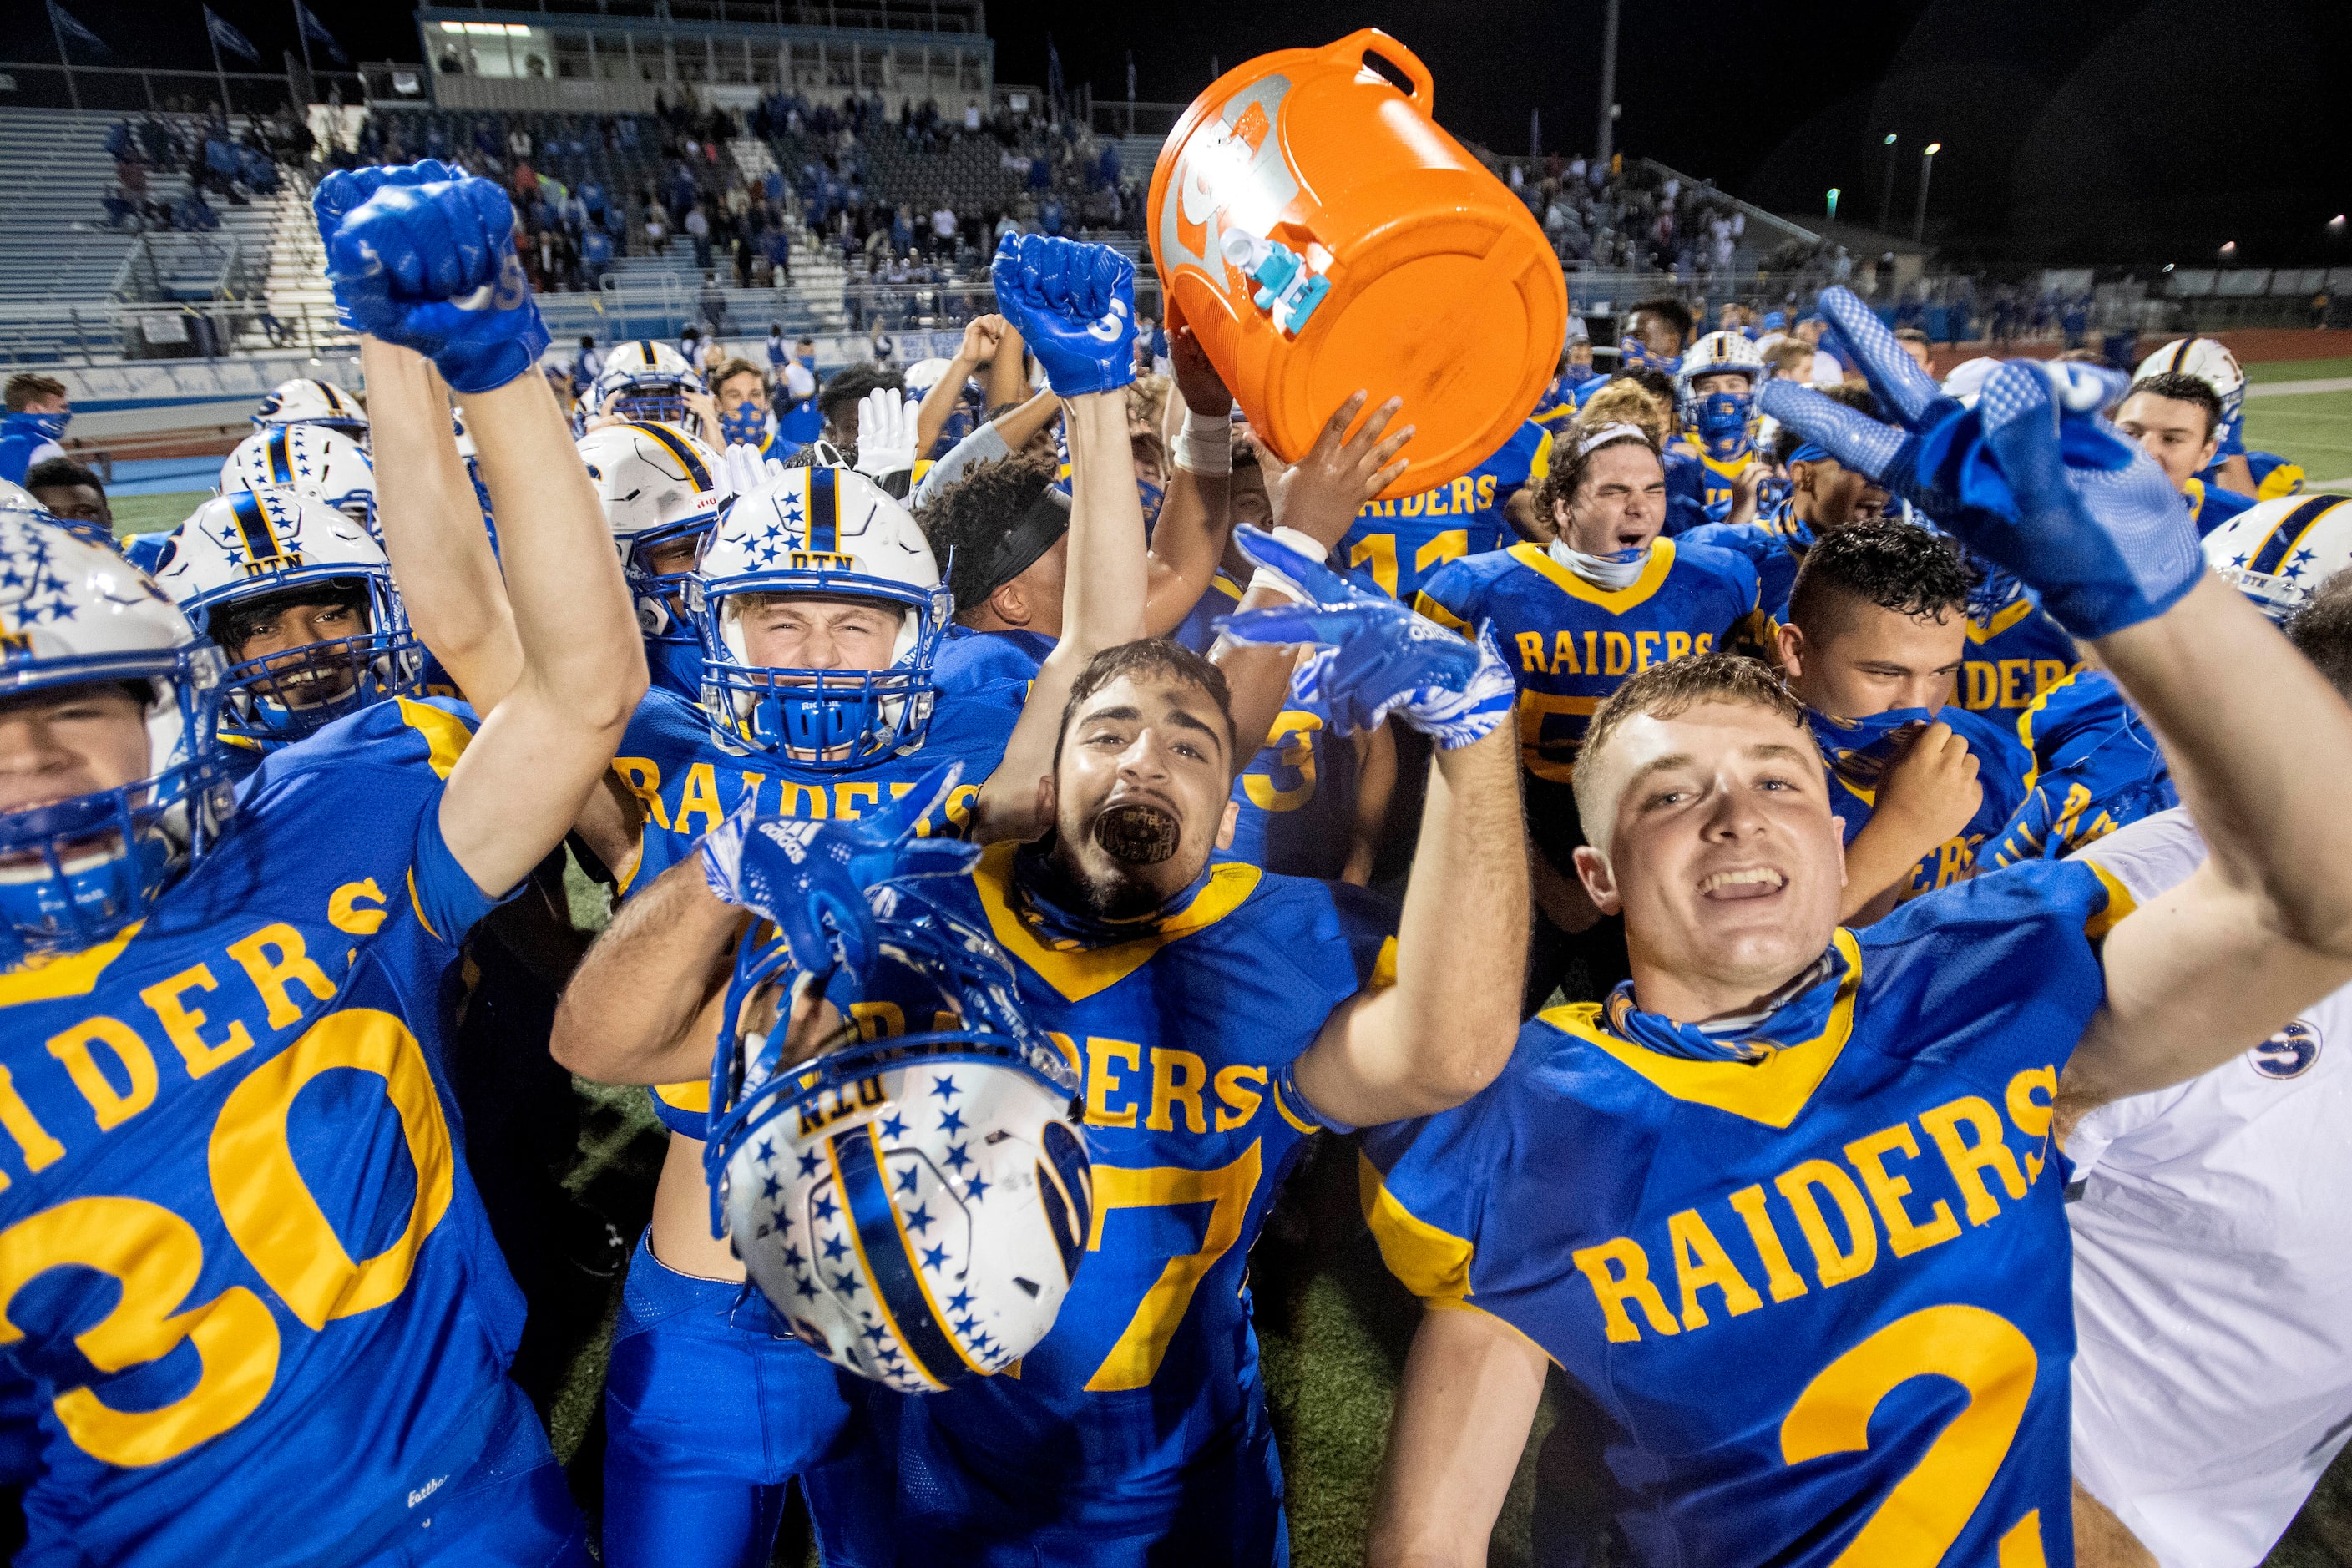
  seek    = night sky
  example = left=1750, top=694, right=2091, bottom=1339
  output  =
left=11, top=0, right=2349, bottom=266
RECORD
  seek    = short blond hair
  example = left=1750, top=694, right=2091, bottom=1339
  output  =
left=1571, top=653, right=1811, bottom=852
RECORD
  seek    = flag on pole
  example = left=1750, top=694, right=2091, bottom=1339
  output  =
left=204, top=7, right=261, bottom=63
left=294, top=1, right=347, bottom=64
left=1125, top=50, right=1136, bottom=103
left=1045, top=34, right=1065, bottom=108
left=47, top=2, right=112, bottom=56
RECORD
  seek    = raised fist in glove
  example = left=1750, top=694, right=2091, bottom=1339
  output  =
left=324, top=175, right=550, bottom=394
left=1758, top=287, right=2198, bottom=640
left=696, top=763, right=980, bottom=990
left=1216, top=527, right=1517, bottom=751
left=989, top=233, right=1136, bottom=397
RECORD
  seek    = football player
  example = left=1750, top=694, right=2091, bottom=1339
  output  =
left=219, top=422, right=378, bottom=536
left=579, top=339, right=709, bottom=438
left=0, top=164, right=640, bottom=1567
left=554, top=233, right=1532, bottom=1567
left=148, top=489, right=426, bottom=779
left=250, top=375, right=370, bottom=444
left=1675, top=331, right=1770, bottom=524
left=1773, top=519, right=2032, bottom=920
left=576, top=418, right=728, bottom=702
left=1683, top=392, right=1891, bottom=636
left=2112, top=372, right=2255, bottom=538
left=1414, top=420, right=1760, bottom=1013
left=2136, top=336, right=2304, bottom=502
left=2063, top=574, right=2352, bottom=1568
left=1358, top=287, right=2352, bottom=1568
left=18, top=458, right=113, bottom=545
left=1983, top=657, right=2176, bottom=870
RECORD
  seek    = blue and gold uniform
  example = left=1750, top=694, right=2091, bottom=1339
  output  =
left=1170, top=571, right=1246, bottom=658
left=1339, top=421, right=1551, bottom=604
left=2185, top=476, right=2257, bottom=539
left=933, top=625, right=1056, bottom=689
left=859, top=842, right=1398, bottom=1564
left=1363, top=858, right=2135, bottom=1567
left=1225, top=650, right=1362, bottom=882
left=1809, top=705, right=2033, bottom=903
left=1987, top=670, right=2176, bottom=867
left=1959, top=572, right=2083, bottom=717
left=599, top=680, right=1023, bottom=1567
left=1417, top=540, right=1758, bottom=870
left=0, top=698, right=584, bottom=1568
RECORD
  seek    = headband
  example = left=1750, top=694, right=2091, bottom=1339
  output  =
left=1787, top=442, right=1834, bottom=466
left=1576, top=422, right=1653, bottom=458
left=972, top=486, right=1071, bottom=603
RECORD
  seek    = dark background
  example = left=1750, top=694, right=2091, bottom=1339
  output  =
left=10, top=0, right=2350, bottom=268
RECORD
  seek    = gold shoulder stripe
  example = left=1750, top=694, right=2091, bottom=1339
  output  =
left=396, top=698, right=474, bottom=781
left=655, top=1079, right=711, bottom=1113
left=1967, top=595, right=2036, bottom=645
left=1359, top=1149, right=1473, bottom=1302
left=1412, top=590, right=1474, bottom=638
left=0, top=921, right=144, bottom=1005
left=969, top=841, right=1261, bottom=1002
left=1543, top=928, right=1863, bottom=1128
left=2082, top=862, right=2138, bottom=941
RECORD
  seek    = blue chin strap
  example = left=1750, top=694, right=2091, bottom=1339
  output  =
left=1692, top=391, right=1755, bottom=461
left=219, top=630, right=425, bottom=746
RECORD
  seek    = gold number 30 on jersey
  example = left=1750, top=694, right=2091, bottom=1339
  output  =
left=0, top=1010, right=453, bottom=1469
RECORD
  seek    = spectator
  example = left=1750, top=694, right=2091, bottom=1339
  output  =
left=571, top=336, right=604, bottom=399
left=1893, top=326, right=1934, bottom=373
left=778, top=336, right=822, bottom=445
left=698, top=275, right=729, bottom=340
left=579, top=224, right=613, bottom=288
left=685, top=203, right=712, bottom=270
left=22, top=457, right=109, bottom=537
left=644, top=207, right=669, bottom=257
left=930, top=203, right=958, bottom=257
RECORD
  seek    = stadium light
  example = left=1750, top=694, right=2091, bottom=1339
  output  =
left=1826, top=187, right=1840, bottom=220
left=1884, top=134, right=1897, bottom=145
left=1878, top=134, right=1899, bottom=228
left=2220, top=240, right=2238, bottom=258
left=2331, top=215, right=2349, bottom=234
left=1913, top=143, right=1941, bottom=244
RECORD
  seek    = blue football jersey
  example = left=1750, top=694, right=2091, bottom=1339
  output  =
left=2186, top=476, right=2257, bottom=540
left=1417, top=540, right=1759, bottom=867
left=609, top=685, right=1025, bottom=1137
left=1661, top=442, right=1713, bottom=538
left=0, top=698, right=531, bottom=1567
left=1986, top=670, right=2177, bottom=867
left=1958, top=579, right=2083, bottom=718
left=1810, top=704, right=2033, bottom=903
left=1169, top=572, right=1246, bottom=658
left=870, top=844, right=1396, bottom=1510
left=1692, top=448, right=1769, bottom=523
left=1224, top=650, right=1363, bottom=882
left=1339, top=421, right=1551, bottom=604
left=933, top=625, right=1054, bottom=690
left=1363, top=858, right=2135, bottom=1567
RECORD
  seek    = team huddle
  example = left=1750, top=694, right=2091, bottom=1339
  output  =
left=0, top=154, right=2346, bottom=1568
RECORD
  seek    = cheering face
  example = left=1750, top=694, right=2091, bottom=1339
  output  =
left=1789, top=457, right=1888, bottom=530
left=0, top=685, right=149, bottom=881
left=1778, top=600, right=1966, bottom=719
left=1575, top=701, right=1845, bottom=1012
left=1045, top=671, right=1239, bottom=919
left=736, top=594, right=904, bottom=675
left=2114, top=391, right=2220, bottom=494
left=1560, top=444, right=1667, bottom=554
left=226, top=597, right=371, bottom=708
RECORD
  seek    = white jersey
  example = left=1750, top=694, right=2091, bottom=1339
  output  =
left=2067, top=807, right=2352, bottom=1567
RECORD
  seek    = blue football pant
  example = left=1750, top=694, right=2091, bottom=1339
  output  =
left=354, top=1378, right=589, bottom=1568
left=600, top=1232, right=878, bottom=1568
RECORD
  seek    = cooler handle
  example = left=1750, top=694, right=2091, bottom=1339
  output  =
left=1324, top=29, right=1434, bottom=118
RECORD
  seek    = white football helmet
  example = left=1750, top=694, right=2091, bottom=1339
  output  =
left=581, top=338, right=706, bottom=432
left=1940, top=357, right=2001, bottom=409
left=2137, top=337, right=2246, bottom=443
left=705, top=877, right=1090, bottom=1393
left=149, top=489, right=423, bottom=746
left=2203, top=493, right=2352, bottom=624
left=252, top=377, right=369, bottom=443
left=0, top=511, right=235, bottom=964
left=686, top=463, right=948, bottom=766
left=220, top=424, right=378, bottom=536
left=576, top=420, right=726, bottom=644
left=1676, top=331, right=1765, bottom=453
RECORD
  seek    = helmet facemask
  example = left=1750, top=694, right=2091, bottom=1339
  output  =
left=691, top=574, right=946, bottom=769
left=199, top=571, right=424, bottom=745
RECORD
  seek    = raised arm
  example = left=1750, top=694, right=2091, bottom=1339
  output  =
left=1364, top=1305, right=1549, bottom=1568
left=1760, top=288, right=2352, bottom=1105
left=326, top=169, right=647, bottom=898
left=362, top=338, right=522, bottom=710
left=915, top=315, right=1001, bottom=461
left=1137, top=322, right=1235, bottom=638
left=969, top=237, right=1146, bottom=842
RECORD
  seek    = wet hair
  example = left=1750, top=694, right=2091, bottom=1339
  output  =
left=1571, top=652, right=1810, bottom=842
left=1053, top=638, right=1240, bottom=777
left=1771, top=384, right=1878, bottom=466
left=2288, top=573, right=2352, bottom=699
left=2122, top=372, right=2222, bottom=442
left=210, top=579, right=369, bottom=654
left=1535, top=421, right=1661, bottom=524
left=1786, top=518, right=1974, bottom=638
left=915, top=452, right=1059, bottom=616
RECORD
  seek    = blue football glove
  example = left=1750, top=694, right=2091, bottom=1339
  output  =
left=324, top=176, right=550, bottom=393
left=696, top=763, right=980, bottom=991
left=1216, top=527, right=1517, bottom=751
left=1757, top=287, right=2199, bottom=639
left=989, top=233, right=1136, bottom=397
left=311, top=159, right=463, bottom=264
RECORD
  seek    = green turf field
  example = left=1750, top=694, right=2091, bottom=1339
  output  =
left=109, top=489, right=208, bottom=536
left=2243, top=355, right=2352, bottom=490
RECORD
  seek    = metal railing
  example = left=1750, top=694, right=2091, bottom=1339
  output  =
left=417, top=0, right=989, bottom=33
left=0, top=62, right=364, bottom=117
left=112, top=233, right=245, bottom=304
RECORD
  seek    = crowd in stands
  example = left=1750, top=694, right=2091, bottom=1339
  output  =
left=100, top=107, right=310, bottom=233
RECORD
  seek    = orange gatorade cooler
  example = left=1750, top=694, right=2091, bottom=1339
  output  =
left=1149, top=29, right=1567, bottom=499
